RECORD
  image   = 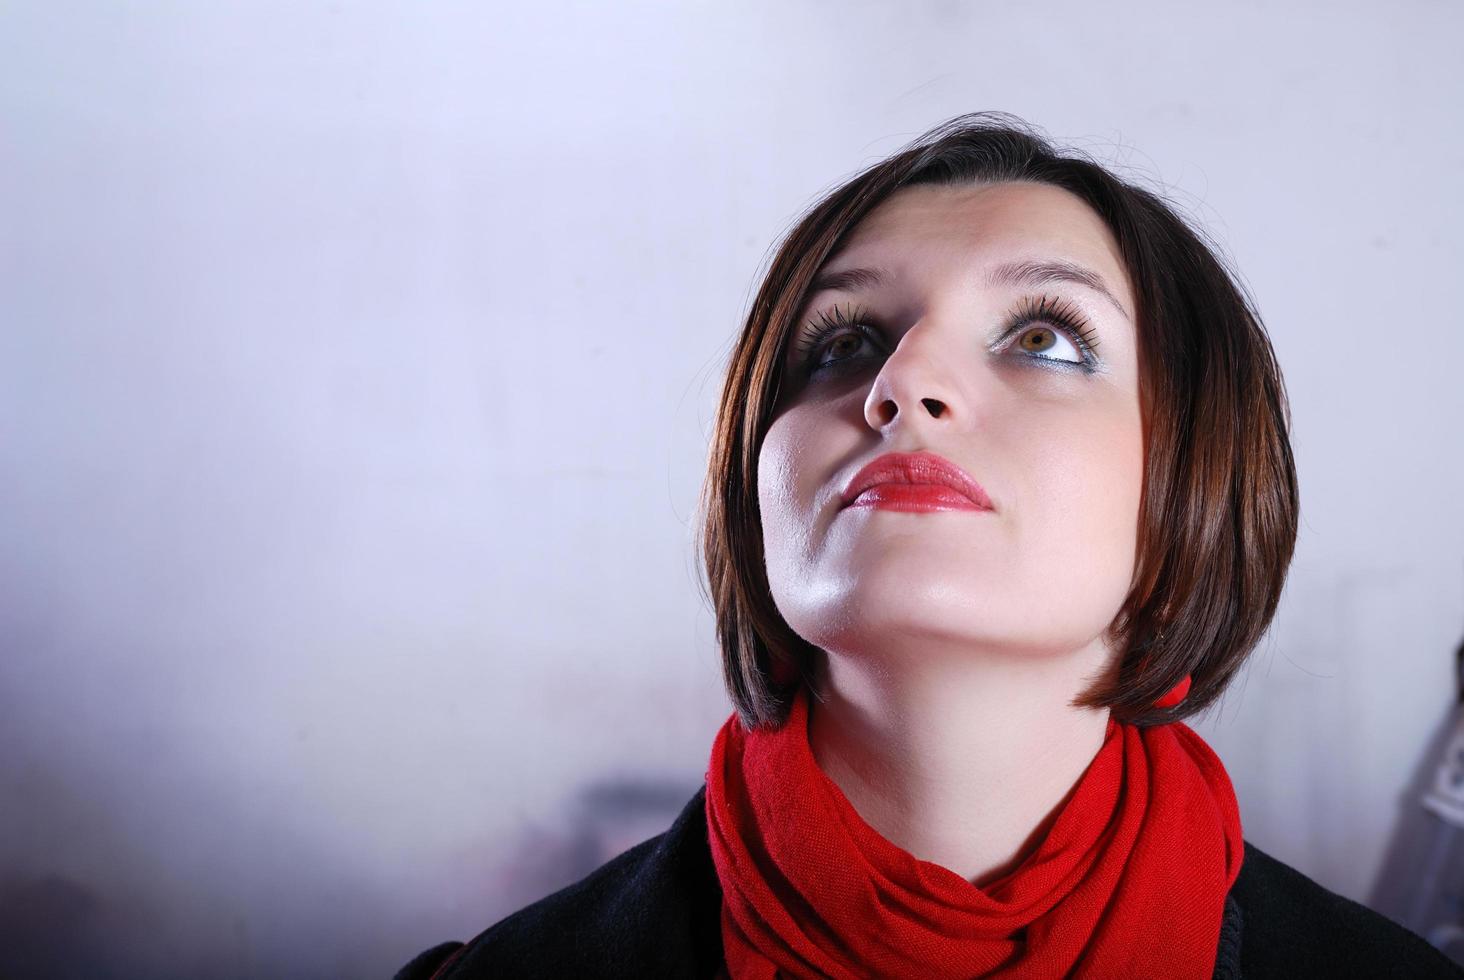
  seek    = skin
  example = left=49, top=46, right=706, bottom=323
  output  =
left=757, top=180, right=1145, bottom=887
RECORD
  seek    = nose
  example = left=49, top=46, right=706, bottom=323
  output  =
left=864, top=394, right=949, bottom=429
left=861, top=324, right=965, bottom=433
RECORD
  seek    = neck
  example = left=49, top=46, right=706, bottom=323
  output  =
left=806, top=647, right=1112, bottom=888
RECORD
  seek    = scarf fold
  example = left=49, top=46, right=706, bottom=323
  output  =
left=704, top=686, right=1244, bottom=979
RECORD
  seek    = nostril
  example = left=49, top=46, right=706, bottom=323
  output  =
left=922, top=398, right=946, bottom=418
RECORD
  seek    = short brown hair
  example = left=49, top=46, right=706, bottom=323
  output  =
left=695, top=111, right=1299, bottom=730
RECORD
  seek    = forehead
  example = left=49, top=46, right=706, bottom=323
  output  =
left=824, top=181, right=1135, bottom=312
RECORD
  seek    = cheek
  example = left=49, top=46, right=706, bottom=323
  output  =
left=1017, top=405, right=1145, bottom=598
left=756, top=405, right=854, bottom=592
left=756, top=416, right=809, bottom=571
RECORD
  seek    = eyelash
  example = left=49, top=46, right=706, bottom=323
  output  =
left=790, top=295, right=1102, bottom=376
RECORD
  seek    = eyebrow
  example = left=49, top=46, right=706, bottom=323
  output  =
left=807, top=259, right=1131, bottom=319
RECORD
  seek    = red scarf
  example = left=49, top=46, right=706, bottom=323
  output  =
left=704, top=686, right=1244, bottom=979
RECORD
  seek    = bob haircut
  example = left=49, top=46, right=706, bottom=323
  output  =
left=696, top=111, right=1299, bottom=731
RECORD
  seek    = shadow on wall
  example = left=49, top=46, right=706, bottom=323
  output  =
left=0, top=755, right=179, bottom=980
left=0, top=868, right=108, bottom=980
left=1370, top=620, right=1464, bottom=967
left=0, top=699, right=700, bottom=980
left=0, top=750, right=405, bottom=980
left=488, top=775, right=702, bottom=917
left=0, top=676, right=427, bottom=980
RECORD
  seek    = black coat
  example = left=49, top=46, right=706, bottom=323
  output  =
left=395, top=785, right=1464, bottom=979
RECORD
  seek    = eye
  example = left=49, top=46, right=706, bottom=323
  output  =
left=1000, top=294, right=1100, bottom=371
left=791, top=303, right=883, bottom=376
left=1014, top=324, right=1083, bottom=363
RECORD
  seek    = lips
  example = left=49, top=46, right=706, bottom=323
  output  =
left=840, top=451, right=995, bottom=511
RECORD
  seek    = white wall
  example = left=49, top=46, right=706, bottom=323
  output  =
left=2, top=1, right=1461, bottom=976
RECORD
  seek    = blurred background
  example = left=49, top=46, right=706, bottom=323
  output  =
left=3, top=1, right=1463, bottom=977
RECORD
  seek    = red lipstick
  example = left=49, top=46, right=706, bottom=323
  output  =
left=840, top=451, right=995, bottom=513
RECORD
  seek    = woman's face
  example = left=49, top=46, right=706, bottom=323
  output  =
left=758, top=180, right=1144, bottom=679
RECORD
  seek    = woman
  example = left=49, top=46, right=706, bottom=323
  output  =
left=396, top=113, right=1463, bottom=979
